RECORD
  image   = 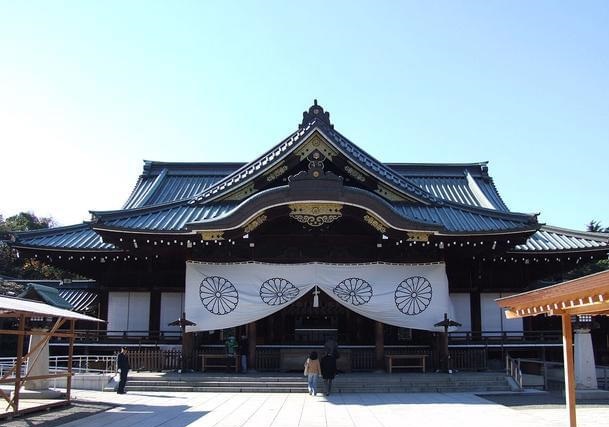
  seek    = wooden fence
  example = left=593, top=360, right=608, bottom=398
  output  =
left=125, top=346, right=488, bottom=372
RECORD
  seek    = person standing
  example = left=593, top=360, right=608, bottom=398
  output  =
left=239, top=335, right=249, bottom=373
left=304, top=351, right=321, bottom=396
left=320, top=351, right=337, bottom=396
left=116, top=347, right=130, bottom=394
left=225, top=335, right=238, bottom=372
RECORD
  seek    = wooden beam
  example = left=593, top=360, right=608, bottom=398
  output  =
left=1, top=318, right=66, bottom=381
left=0, top=329, right=76, bottom=338
left=11, top=314, right=25, bottom=413
left=504, top=309, right=522, bottom=319
left=561, top=314, right=577, bottom=427
left=0, top=373, right=70, bottom=384
left=550, top=303, right=609, bottom=316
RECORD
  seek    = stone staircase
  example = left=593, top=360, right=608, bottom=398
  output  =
left=105, top=372, right=512, bottom=394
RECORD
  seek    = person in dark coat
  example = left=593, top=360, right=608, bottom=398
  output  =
left=116, top=347, right=130, bottom=394
left=320, top=351, right=337, bottom=396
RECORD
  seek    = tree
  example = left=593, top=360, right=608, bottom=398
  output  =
left=586, top=220, right=609, bottom=233
left=0, top=212, right=55, bottom=237
left=0, top=212, right=71, bottom=280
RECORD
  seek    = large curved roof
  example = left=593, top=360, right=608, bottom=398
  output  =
left=9, top=102, right=606, bottom=259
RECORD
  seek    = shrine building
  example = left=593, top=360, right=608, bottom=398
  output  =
left=9, top=101, right=609, bottom=372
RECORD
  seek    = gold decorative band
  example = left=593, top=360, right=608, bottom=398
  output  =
left=200, top=231, right=225, bottom=241
left=244, top=214, right=268, bottom=234
left=363, top=213, right=387, bottom=233
left=289, top=203, right=343, bottom=227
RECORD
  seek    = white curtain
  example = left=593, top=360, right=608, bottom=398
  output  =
left=160, top=292, right=185, bottom=334
left=107, top=291, right=150, bottom=336
left=185, top=261, right=453, bottom=332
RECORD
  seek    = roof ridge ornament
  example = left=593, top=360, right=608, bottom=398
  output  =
left=300, top=99, right=333, bottom=129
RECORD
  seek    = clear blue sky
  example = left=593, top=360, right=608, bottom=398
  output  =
left=1, top=1, right=608, bottom=231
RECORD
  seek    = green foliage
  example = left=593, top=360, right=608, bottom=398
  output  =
left=560, top=221, right=609, bottom=280
left=0, top=212, right=55, bottom=237
left=0, top=212, right=72, bottom=280
left=586, top=220, right=609, bottom=233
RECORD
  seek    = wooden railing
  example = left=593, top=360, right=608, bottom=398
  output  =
left=506, top=357, right=609, bottom=391
left=450, top=348, right=487, bottom=371
left=450, top=330, right=562, bottom=346
left=505, top=354, right=523, bottom=389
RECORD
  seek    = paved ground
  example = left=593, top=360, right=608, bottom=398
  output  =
left=3, top=389, right=609, bottom=427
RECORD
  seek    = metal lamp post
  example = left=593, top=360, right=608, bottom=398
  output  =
left=434, top=313, right=461, bottom=373
left=168, top=312, right=196, bottom=373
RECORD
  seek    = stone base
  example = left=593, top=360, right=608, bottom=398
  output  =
left=576, top=388, right=609, bottom=400
left=561, top=388, right=609, bottom=400
left=11, top=388, right=64, bottom=399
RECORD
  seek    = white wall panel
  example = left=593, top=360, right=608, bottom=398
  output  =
left=480, top=293, right=522, bottom=336
left=449, top=293, right=471, bottom=332
left=127, top=292, right=150, bottom=336
left=160, top=292, right=185, bottom=335
left=107, top=291, right=150, bottom=336
left=107, top=292, right=129, bottom=336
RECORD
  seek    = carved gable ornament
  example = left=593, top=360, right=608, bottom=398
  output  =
left=295, top=133, right=339, bottom=161
left=289, top=203, right=343, bottom=227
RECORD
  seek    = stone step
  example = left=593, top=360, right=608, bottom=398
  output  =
left=104, top=373, right=510, bottom=393
left=108, top=385, right=510, bottom=394
left=129, top=379, right=506, bottom=387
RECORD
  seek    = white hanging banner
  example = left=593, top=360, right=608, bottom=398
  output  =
left=185, top=261, right=454, bottom=332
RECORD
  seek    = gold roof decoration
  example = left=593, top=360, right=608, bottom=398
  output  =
left=289, top=203, right=343, bottom=227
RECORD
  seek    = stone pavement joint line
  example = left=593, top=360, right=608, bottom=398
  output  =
left=7, top=390, right=609, bottom=427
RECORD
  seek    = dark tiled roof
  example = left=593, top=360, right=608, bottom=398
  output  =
left=192, top=120, right=440, bottom=205
left=513, top=226, right=609, bottom=253
left=323, top=125, right=439, bottom=204
left=58, top=288, right=99, bottom=314
left=100, top=202, right=238, bottom=231
left=388, top=163, right=510, bottom=212
left=18, top=283, right=73, bottom=309
left=12, top=224, right=117, bottom=251
left=123, top=162, right=242, bottom=209
left=90, top=195, right=533, bottom=234
left=391, top=203, right=535, bottom=233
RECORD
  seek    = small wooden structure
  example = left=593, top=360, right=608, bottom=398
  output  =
left=385, top=354, right=427, bottom=373
left=496, top=269, right=609, bottom=427
left=0, top=295, right=102, bottom=419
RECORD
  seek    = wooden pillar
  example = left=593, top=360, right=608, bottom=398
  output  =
left=562, top=314, right=577, bottom=427
left=149, top=289, right=161, bottom=339
left=182, top=332, right=193, bottom=370
left=470, top=291, right=481, bottom=339
left=268, top=315, right=275, bottom=343
left=13, top=313, right=25, bottom=413
left=248, top=321, right=257, bottom=371
left=67, top=319, right=75, bottom=401
left=375, top=321, right=384, bottom=371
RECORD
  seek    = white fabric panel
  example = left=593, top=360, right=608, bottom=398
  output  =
left=107, top=292, right=129, bottom=336
left=481, top=293, right=523, bottom=336
left=127, top=292, right=150, bottom=336
left=185, top=262, right=453, bottom=332
left=449, top=293, right=471, bottom=332
left=161, top=292, right=185, bottom=333
left=107, top=291, right=150, bottom=336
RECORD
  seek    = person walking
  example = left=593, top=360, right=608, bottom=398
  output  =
left=320, top=351, right=337, bottom=396
left=116, top=347, right=130, bottom=394
left=304, top=351, right=321, bottom=396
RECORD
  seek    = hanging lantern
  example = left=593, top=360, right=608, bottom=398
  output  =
left=313, top=286, right=320, bottom=308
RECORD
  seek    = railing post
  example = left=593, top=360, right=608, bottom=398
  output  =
left=543, top=361, right=548, bottom=390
